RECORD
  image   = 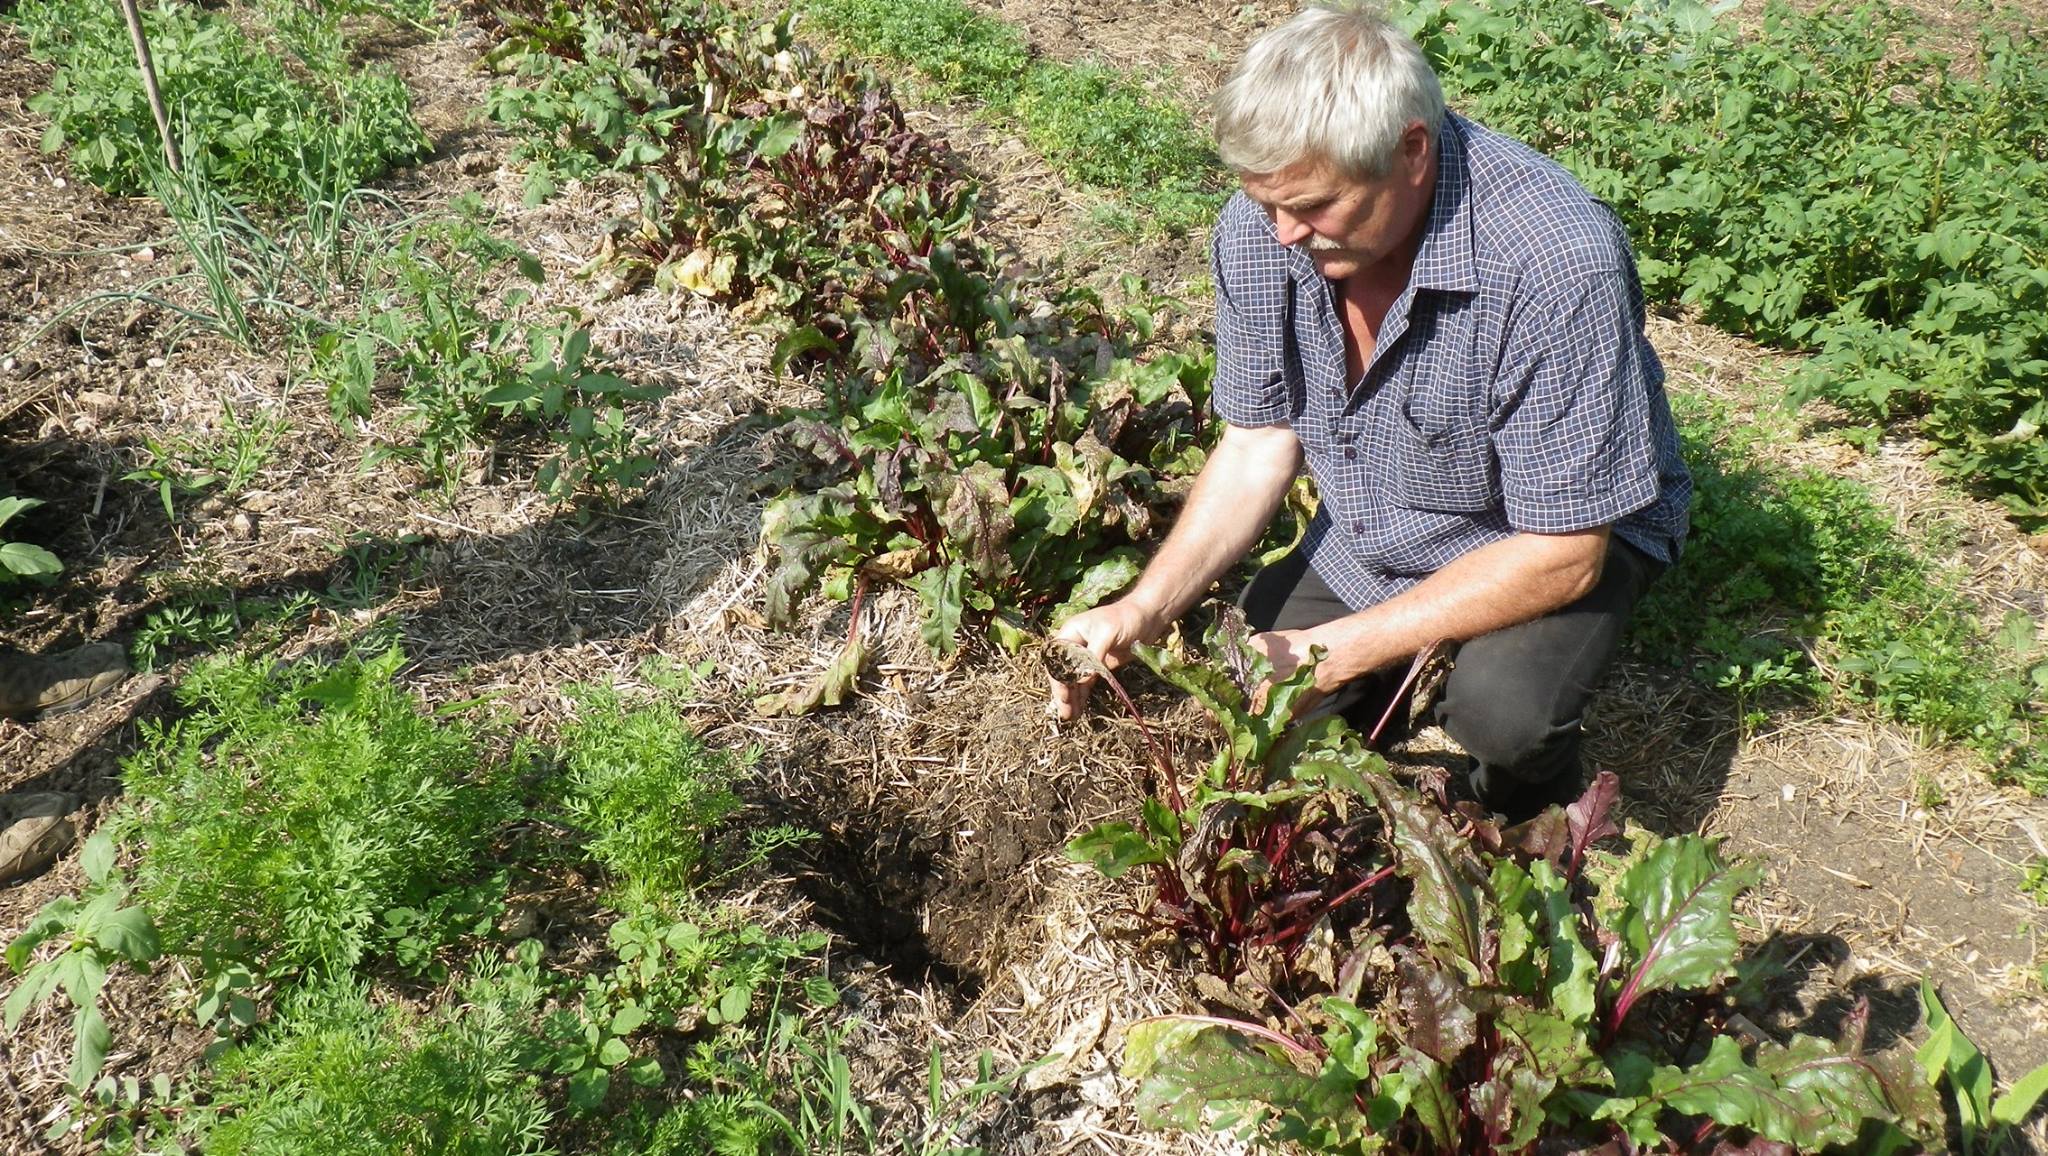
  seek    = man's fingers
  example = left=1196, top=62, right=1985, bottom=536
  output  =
left=1047, top=673, right=1098, bottom=720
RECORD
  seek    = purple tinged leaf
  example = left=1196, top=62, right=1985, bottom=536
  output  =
left=1565, top=770, right=1623, bottom=875
left=1123, top=1018, right=1321, bottom=1134
left=936, top=461, right=1013, bottom=583
left=1392, top=950, right=1478, bottom=1065
left=1380, top=791, right=1490, bottom=983
left=1709, top=1138, right=1795, bottom=1156
left=1206, top=604, right=1264, bottom=697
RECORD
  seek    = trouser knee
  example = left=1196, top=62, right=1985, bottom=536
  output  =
left=1435, top=671, right=1583, bottom=786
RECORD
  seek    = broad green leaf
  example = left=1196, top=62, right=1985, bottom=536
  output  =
left=1992, top=1058, right=2048, bottom=1126
left=770, top=325, right=838, bottom=372
left=597, top=1036, right=631, bottom=1066
left=1064, top=822, right=1167, bottom=879
left=910, top=561, right=968, bottom=656
left=1917, top=979, right=1993, bottom=1131
left=718, top=985, right=750, bottom=1022
left=0, top=542, right=62, bottom=578
left=1494, top=1004, right=1595, bottom=1084
left=1530, top=859, right=1599, bottom=1027
left=1140, top=796, right=1184, bottom=849
left=1756, top=1033, right=1935, bottom=1147
left=567, top=1064, right=609, bottom=1111
left=1650, top=1034, right=1905, bottom=1149
left=1124, top=1019, right=1321, bottom=1135
left=79, top=833, right=116, bottom=886
left=1048, top=550, right=1142, bottom=629
left=610, top=1003, right=648, bottom=1036
left=8, top=896, right=79, bottom=973
left=0, top=496, right=42, bottom=524
left=1397, top=1046, right=1458, bottom=1150
left=69, top=1005, right=110, bottom=1089
left=4, top=964, right=60, bottom=1029
left=1604, top=834, right=1759, bottom=1012
left=89, top=907, right=159, bottom=962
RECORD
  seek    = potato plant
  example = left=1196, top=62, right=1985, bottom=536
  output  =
left=1404, top=0, right=2048, bottom=522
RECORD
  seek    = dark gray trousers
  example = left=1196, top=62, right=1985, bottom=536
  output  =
left=1239, top=539, right=1662, bottom=821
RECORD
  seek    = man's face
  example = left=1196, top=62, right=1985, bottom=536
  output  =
left=1239, top=123, right=1436, bottom=283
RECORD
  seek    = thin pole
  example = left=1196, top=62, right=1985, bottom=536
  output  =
left=115, top=0, right=181, bottom=173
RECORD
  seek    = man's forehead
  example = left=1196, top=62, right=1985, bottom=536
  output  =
left=1240, top=160, right=1353, bottom=207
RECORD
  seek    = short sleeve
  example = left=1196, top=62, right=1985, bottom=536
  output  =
left=1210, top=194, right=1294, bottom=428
left=1492, top=269, right=1663, bottom=534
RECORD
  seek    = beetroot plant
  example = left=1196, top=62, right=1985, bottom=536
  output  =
left=1064, top=609, right=1400, bottom=986
left=1076, top=625, right=1941, bottom=1154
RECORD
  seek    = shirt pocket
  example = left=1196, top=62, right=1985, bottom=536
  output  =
left=1387, top=369, right=1500, bottom=514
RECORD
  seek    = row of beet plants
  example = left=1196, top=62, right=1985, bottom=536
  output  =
left=476, top=0, right=1213, bottom=662
left=1064, top=618, right=2047, bottom=1154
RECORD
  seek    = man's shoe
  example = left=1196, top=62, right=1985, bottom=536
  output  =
left=0, top=642, right=129, bottom=719
left=0, top=792, right=80, bottom=883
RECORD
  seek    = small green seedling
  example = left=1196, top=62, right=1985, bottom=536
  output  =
left=4, top=832, right=163, bottom=1089
left=1918, top=979, right=2048, bottom=1154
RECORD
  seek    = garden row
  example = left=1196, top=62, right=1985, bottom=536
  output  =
left=783, top=0, right=2048, bottom=789
left=0, top=0, right=935, bottom=1149
left=807, top=0, right=2048, bottom=527
left=2, top=0, right=2046, bottom=1152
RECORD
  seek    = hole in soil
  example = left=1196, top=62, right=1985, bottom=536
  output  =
left=788, top=818, right=985, bottom=1001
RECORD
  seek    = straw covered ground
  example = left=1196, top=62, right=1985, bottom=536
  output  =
left=4, top=1, right=2048, bottom=1152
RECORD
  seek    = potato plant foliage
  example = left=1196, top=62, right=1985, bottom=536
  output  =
left=1407, top=0, right=2048, bottom=521
left=1076, top=628, right=1942, bottom=1154
left=483, top=0, right=1215, bottom=652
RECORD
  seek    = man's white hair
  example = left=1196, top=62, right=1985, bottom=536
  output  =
left=1213, top=1, right=1446, bottom=181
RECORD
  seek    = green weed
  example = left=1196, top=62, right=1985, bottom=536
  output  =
left=1635, top=398, right=2046, bottom=787
left=123, top=403, right=287, bottom=521
left=119, top=646, right=526, bottom=978
left=4, top=833, right=162, bottom=1092
left=8, top=0, right=423, bottom=205
left=182, top=972, right=553, bottom=1156
left=317, top=199, right=666, bottom=500
left=0, top=495, right=62, bottom=583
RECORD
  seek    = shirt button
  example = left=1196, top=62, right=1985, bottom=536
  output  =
left=1343, top=446, right=1358, bottom=461
left=1351, top=521, right=1363, bottom=535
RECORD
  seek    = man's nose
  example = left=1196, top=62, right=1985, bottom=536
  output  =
left=1271, top=208, right=1313, bottom=248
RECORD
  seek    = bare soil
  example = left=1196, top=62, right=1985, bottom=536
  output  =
left=5, top=0, right=2048, bottom=1153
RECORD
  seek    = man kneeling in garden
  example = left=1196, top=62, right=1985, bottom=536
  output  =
left=1048, top=0, right=1692, bottom=822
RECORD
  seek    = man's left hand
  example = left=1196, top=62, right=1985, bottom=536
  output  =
left=1249, top=629, right=1330, bottom=715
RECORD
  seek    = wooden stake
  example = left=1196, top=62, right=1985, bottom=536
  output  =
left=115, top=0, right=181, bottom=173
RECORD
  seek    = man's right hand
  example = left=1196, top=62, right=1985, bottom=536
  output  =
left=1047, top=598, right=1165, bottom=720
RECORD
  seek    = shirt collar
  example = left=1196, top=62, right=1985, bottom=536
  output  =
left=1409, top=113, right=1479, bottom=295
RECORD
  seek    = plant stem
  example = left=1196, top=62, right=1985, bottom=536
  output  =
left=1094, top=665, right=1181, bottom=813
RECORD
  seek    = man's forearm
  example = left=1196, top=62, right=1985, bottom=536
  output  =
left=1123, top=424, right=1302, bottom=627
left=1291, top=528, right=1610, bottom=686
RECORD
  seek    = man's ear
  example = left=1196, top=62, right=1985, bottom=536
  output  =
left=1401, top=121, right=1432, bottom=177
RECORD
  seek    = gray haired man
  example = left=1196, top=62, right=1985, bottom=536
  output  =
left=1049, top=1, right=1691, bottom=821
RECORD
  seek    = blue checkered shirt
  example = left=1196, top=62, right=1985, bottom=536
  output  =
left=1211, top=113, right=1692, bottom=611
